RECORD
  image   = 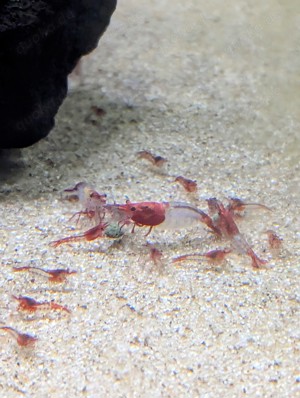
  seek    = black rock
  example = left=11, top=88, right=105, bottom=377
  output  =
left=0, top=0, right=117, bottom=148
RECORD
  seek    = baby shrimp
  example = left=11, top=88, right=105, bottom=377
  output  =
left=175, top=176, right=197, bottom=193
left=228, top=197, right=271, bottom=213
left=265, top=230, right=283, bottom=252
left=147, top=244, right=163, bottom=266
left=64, top=182, right=107, bottom=223
left=207, top=198, right=267, bottom=268
left=231, top=234, right=267, bottom=268
left=266, top=229, right=282, bottom=249
left=91, top=105, right=106, bottom=117
left=137, top=150, right=168, bottom=167
left=50, top=222, right=108, bottom=247
left=12, top=295, right=71, bottom=313
left=173, top=248, right=231, bottom=264
left=13, top=266, right=77, bottom=283
left=0, top=326, right=38, bottom=347
left=206, top=198, right=240, bottom=237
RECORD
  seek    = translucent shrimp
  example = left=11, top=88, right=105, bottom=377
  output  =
left=64, top=182, right=107, bottom=224
left=175, top=176, right=197, bottom=193
left=228, top=197, right=272, bottom=213
left=266, top=229, right=283, bottom=250
left=173, top=248, right=231, bottom=264
left=207, top=198, right=267, bottom=268
left=137, top=150, right=167, bottom=167
left=13, top=266, right=77, bottom=283
left=232, top=234, right=267, bottom=268
left=0, top=326, right=37, bottom=347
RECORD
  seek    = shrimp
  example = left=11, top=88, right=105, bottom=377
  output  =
left=232, top=234, right=267, bottom=268
left=91, top=105, right=106, bottom=117
left=228, top=197, right=272, bottom=213
left=207, top=198, right=267, bottom=268
left=108, top=201, right=220, bottom=236
left=12, top=295, right=71, bottom=313
left=266, top=229, right=283, bottom=249
left=13, top=266, right=77, bottom=283
left=137, top=150, right=168, bottom=167
left=0, top=326, right=37, bottom=347
left=206, top=198, right=240, bottom=238
left=173, top=248, right=231, bottom=264
left=175, top=176, right=197, bottom=193
left=64, top=182, right=107, bottom=224
left=110, top=201, right=167, bottom=235
left=266, top=230, right=283, bottom=251
left=147, top=244, right=163, bottom=266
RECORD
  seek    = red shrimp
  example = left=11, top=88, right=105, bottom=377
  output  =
left=0, top=326, right=37, bottom=347
left=64, top=182, right=107, bottom=223
left=12, top=295, right=71, bottom=313
left=13, top=266, right=77, bottom=283
left=173, top=248, right=231, bottom=264
left=147, top=244, right=163, bottom=266
left=137, top=150, right=167, bottom=167
left=207, top=198, right=267, bottom=268
left=52, top=198, right=222, bottom=246
left=175, top=176, right=197, bottom=193
left=50, top=222, right=108, bottom=247
left=266, top=229, right=283, bottom=250
left=228, top=197, right=272, bottom=214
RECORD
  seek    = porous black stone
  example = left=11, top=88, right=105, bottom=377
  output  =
left=0, top=0, right=117, bottom=148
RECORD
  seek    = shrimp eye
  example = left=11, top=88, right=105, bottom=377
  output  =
left=130, top=207, right=136, bottom=211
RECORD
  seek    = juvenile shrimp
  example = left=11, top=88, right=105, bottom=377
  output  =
left=12, top=295, right=71, bottom=313
left=175, top=176, right=197, bottom=193
left=265, top=230, right=283, bottom=251
left=173, top=248, right=231, bottom=264
left=91, top=105, right=106, bottom=117
left=206, top=198, right=240, bottom=238
left=137, top=150, right=168, bottom=167
left=228, top=197, right=272, bottom=213
left=147, top=244, right=163, bottom=266
left=64, top=182, right=107, bottom=223
left=0, top=326, right=38, bottom=347
left=13, top=266, right=77, bottom=283
left=231, top=234, right=267, bottom=268
left=50, top=222, right=108, bottom=247
left=207, top=198, right=267, bottom=268
left=64, top=182, right=104, bottom=204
